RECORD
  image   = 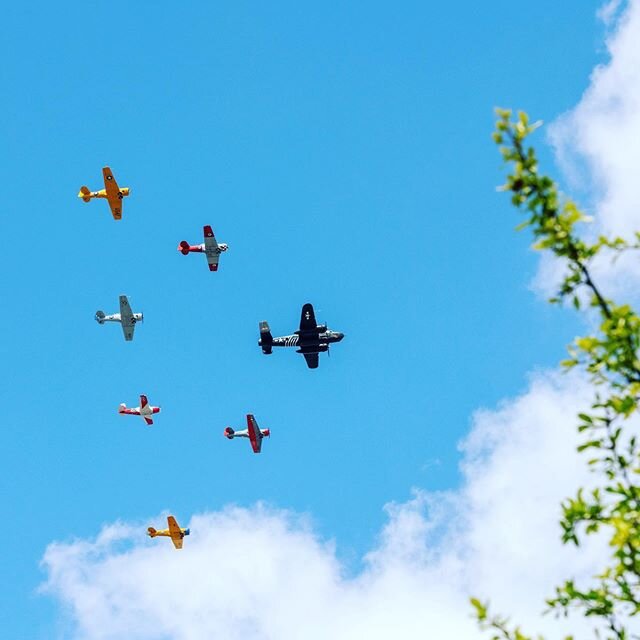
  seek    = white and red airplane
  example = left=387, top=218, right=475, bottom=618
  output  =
left=178, top=225, right=228, bottom=272
left=119, top=395, right=161, bottom=426
left=224, top=414, right=270, bottom=453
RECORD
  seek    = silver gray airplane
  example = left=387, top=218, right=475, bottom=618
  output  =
left=258, top=303, right=344, bottom=369
left=95, top=295, right=143, bottom=341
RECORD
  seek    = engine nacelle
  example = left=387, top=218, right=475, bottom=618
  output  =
left=316, top=324, right=327, bottom=333
left=224, top=427, right=235, bottom=439
left=132, top=313, right=143, bottom=324
left=120, top=187, right=130, bottom=197
left=262, top=429, right=271, bottom=438
left=259, top=321, right=273, bottom=353
left=219, top=243, right=228, bottom=252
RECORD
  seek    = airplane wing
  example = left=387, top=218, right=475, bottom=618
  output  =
left=121, top=323, right=135, bottom=341
left=144, top=416, right=154, bottom=426
left=119, top=295, right=135, bottom=341
left=303, top=352, right=319, bottom=369
left=299, top=303, right=317, bottom=333
left=203, top=225, right=220, bottom=272
left=167, top=516, right=184, bottom=550
left=247, top=414, right=262, bottom=453
left=103, top=167, right=123, bottom=220
left=140, top=395, right=148, bottom=409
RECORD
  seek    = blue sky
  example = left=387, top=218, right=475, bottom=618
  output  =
left=1, top=2, right=605, bottom=636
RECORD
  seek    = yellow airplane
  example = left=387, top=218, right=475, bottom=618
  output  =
left=147, top=515, right=190, bottom=550
left=78, top=166, right=130, bottom=220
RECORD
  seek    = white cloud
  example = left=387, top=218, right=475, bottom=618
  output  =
left=550, top=0, right=640, bottom=239
left=598, top=0, right=625, bottom=25
left=524, top=1, right=640, bottom=301
left=42, top=371, right=627, bottom=639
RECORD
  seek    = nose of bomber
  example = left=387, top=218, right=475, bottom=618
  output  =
left=336, top=332, right=344, bottom=341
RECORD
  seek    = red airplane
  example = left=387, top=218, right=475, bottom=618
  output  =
left=178, top=225, right=228, bottom=272
left=224, top=414, right=270, bottom=453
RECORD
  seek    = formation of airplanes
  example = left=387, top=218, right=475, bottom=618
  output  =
left=78, top=167, right=345, bottom=548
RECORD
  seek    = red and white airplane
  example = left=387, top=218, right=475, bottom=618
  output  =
left=119, top=395, right=161, bottom=426
left=224, top=414, right=270, bottom=453
left=178, top=225, right=228, bottom=272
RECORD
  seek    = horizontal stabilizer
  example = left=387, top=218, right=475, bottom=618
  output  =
left=95, top=310, right=106, bottom=324
left=78, top=186, right=91, bottom=202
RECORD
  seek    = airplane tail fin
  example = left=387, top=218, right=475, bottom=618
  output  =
left=224, top=427, right=235, bottom=439
left=95, top=310, right=106, bottom=324
left=118, top=403, right=127, bottom=414
left=259, top=321, right=273, bottom=354
left=178, top=241, right=191, bottom=255
left=78, top=186, right=91, bottom=202
left=147, top=527, right=157, bottom=537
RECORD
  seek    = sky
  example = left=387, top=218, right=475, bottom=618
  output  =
left=1, top=1, right=635, bottom=638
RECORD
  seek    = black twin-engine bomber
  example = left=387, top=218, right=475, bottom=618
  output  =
left=258, top=302, right=344, bottom=369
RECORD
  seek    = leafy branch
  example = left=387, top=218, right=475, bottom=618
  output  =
left=472, top=110, right=640, bottom=640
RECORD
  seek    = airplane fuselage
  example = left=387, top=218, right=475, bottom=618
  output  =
left=148, top=527, right=190, bottom=539
left=97, top=312, right=143, bottom=324
left=179, top=242, right=228, bottom=255
left=151, top=528, right=189, bottom=536
left=271, top=331, right=344, bottom=351
left=120, top=404, right=160, bottom=417
left=86, top=187, right=130, bottom=200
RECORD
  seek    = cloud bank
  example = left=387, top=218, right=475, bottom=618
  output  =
left=42, top=372, right=615, bottom=639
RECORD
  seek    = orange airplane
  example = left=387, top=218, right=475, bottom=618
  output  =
left=147, top=515, right=190, bottom=550
left=78, top=167, right=130, bottom=220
